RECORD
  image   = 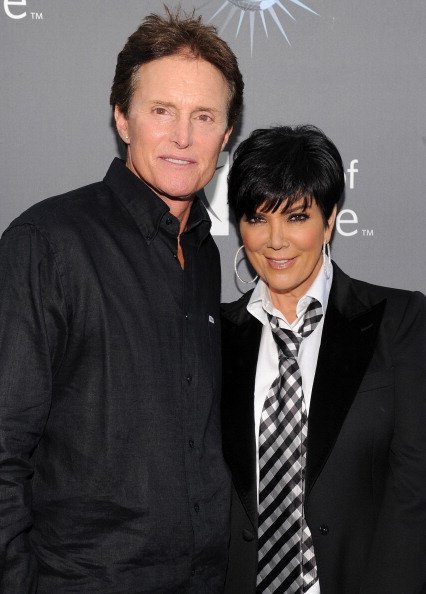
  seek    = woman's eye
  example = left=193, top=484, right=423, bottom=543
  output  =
left=288, top=213, right=309, bottom=222
left=247, top=215, right=266, bottom=224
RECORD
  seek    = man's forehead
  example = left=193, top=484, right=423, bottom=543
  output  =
left=131, top=56, right=230, bottom=109
left=134, top=53, right=220, bottom=79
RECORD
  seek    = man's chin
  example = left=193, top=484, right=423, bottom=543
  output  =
left=148, top=182, right=197, bottom=203
left=161, top=192, right=196, bottom=202
left=126, top=169, right=199, bottom=202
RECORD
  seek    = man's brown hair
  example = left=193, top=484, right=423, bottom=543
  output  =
left=110, top=6, right=244, bottom=128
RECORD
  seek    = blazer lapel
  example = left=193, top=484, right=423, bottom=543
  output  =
left=306, top=265, right=386, bottom=495
left=222, top=298, right=262, bottom=531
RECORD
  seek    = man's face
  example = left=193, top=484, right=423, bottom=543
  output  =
left=114, top=54, right=232, bottom=204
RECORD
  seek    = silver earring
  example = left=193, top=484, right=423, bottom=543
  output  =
left=234, top=245, right=258, bottom=284
left=322, top=241, right=332, bottom=279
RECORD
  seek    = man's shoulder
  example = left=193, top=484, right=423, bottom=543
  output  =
left=7, top=180, right=111, bottom=235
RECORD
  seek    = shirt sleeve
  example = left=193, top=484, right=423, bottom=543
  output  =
left=0, top=223, right=68, bottom=592
left=362, top=290, right=426, bottom=593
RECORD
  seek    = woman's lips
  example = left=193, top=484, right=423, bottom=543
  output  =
left=266, top=256, right=296, bottom=270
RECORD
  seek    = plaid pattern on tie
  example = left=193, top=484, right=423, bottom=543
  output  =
left=257, top=298, right=323, bottom=594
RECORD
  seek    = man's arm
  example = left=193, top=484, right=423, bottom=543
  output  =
left=0, top=223, right=68, bottom=592
left=361, top=291, right=426, bottom=594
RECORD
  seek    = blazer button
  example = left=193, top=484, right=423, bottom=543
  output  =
left=319, top=524, right=329, bottom=535
left=242, top=529, right=254, bottom=542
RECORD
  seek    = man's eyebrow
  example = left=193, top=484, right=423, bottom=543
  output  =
left=148, top=100, right=221, bottom=113
left=192, top=106, right=220, bottom=113
left=148, top=100, right=175, bottom=108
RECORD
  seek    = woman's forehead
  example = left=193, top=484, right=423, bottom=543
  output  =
left=256, top=194, right=314, bottom=213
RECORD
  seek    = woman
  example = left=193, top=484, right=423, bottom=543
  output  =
left=221, top=125, right=426, bottom=594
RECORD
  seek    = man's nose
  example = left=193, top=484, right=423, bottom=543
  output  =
left=170, top=117, right=192, bottom=148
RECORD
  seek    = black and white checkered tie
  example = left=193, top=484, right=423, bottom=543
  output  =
left=257, top=298, right=323, bottom=594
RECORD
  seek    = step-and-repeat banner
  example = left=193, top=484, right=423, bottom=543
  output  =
left=1, top=0, right=425, bottom=299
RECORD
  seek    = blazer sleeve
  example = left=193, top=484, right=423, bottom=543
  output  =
left=362, top=290, right=426, bottom=594
left=0, top=224, right=68, bottom=592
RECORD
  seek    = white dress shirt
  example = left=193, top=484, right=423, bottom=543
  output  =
left=247, top=262, right=333, bottom=594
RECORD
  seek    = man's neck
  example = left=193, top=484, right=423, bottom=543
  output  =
left=162, top=196, right=194, bottom=269
left=164, top=197, right=193, bottom=235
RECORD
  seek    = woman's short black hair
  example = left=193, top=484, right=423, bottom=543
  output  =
left=228, top=124, right=345, bottom=223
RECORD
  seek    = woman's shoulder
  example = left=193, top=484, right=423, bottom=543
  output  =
left=350, top=274, right=425, bottom=311
left=334, top=263, right=425, bottom=311
left=221, top=289, right=255, bottom=326
left=341, top=270, right=426, bottom=341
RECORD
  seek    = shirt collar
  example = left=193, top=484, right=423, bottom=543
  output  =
left=247, top=259, right=333, bottom=329
left=103, top=158, right=212, bottom=246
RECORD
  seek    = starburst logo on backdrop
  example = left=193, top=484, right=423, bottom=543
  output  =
left=209, top=0, right=318, bottom=52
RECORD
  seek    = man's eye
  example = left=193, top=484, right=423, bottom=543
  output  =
left=153, top=107, right=168, bottom=115
left=197, top=114, right=213, bottom=122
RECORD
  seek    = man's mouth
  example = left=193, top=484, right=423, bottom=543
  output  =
left=162, top=157, right=195, bottom=165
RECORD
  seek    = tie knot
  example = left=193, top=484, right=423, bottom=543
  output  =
left=268, top=298, right=323, bottom=358
left=300, top=298, right=323, bottom=338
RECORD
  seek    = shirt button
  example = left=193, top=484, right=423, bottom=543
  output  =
left=189, top=439, right=195, bottom=449
left=191, top=569, right=196, bottom=576
left=194, top=504, right=200, bottom=513
left=319, top=524, right=329, bottom=535
left=165, top=217, right=173, bottom=225
left=186, top=374, right=192, bottom=384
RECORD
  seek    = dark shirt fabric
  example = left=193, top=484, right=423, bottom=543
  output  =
left=0, top=158, right=230, bottom=593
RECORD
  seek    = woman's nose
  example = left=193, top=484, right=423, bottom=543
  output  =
left=268, top=222, right=289, bottom=250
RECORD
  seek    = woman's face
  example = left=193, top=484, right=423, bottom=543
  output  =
left=239, top=198, right=336, bottom=309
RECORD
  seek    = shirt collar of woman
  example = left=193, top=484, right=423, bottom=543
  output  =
left=247, top=260, right=333, bottom=331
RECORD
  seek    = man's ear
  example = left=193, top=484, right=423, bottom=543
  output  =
left=221, top=127, right=233, bottom=151
left=114, top=105, right=130, bottom=144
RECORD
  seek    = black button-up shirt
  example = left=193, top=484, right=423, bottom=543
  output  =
left=0, top=159, right=230, bottom=593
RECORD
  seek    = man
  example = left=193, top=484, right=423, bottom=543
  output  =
left=0, top=8, right=243, bottom=593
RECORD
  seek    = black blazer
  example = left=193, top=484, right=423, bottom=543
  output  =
left=221, top=264, right=426, bottom=594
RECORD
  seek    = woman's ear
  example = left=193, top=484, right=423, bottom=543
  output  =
left=325, top=205, right=338, bottom=243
